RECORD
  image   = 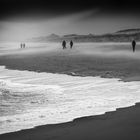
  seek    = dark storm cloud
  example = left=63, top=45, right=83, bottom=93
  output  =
left=0, top=0, right=139, bottom=20
left=0, top=0, right=93, bottom=20
left=0, top=0, right=140, bottom=41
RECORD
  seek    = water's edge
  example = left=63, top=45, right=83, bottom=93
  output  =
left=0, top=65, right=140, bottom=134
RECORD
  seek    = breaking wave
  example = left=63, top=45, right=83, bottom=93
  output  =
left=0, top=66, right=140, bottom=134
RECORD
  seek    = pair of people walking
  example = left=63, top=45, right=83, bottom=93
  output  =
left=20, top=43, right=26, bottom=49
left=62, top=40, right=73, bottom=49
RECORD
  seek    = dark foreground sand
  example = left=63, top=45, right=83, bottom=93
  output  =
left=0, top=43, right=140, bottom=139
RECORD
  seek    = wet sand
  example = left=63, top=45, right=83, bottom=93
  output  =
left=0, top=42, right=140, bottom=139
left=0, top=42, right=140, bottom=81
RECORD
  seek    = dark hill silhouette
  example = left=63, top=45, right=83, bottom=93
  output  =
left=116, top=28, right=140, bottom=34
left=28, top=28, right=140, bottom=42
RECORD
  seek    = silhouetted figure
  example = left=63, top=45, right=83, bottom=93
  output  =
left=62, top=40, right=66, bottom=49
left=23, top=43, right=26, bottom=48
left=20, top=43, right=22, bottom=49
left=70, top=40, right=73, bottom=49
left=132, top=40, right=136, bottom=52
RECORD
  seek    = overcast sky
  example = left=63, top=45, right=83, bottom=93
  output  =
left=0, top=0, right=140, bottom=41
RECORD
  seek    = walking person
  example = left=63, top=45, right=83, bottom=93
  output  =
left=132, top=40, right=136, bottom=52
left=70, top=40, right=73, bottom=49
left=23, top=43, right=25, bottom=48
left=20, top=43, right=22, bottom=49
left=62, top=40, right=66, bottom=49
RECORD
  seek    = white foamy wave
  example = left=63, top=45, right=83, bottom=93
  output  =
left=0, top=66, right=140, bottom=134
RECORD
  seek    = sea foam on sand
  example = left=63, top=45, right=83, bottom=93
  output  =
left=0, top=66, right=140, bottom=134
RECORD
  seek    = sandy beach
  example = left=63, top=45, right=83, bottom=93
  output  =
left=0, top=42, right=140, bottom=140
left=0, top=42, right=140, bottom=82
left=1, top=0, right=140, bottom=139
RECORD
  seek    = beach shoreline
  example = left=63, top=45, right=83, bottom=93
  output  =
left=0, top=42, right=140, bottom=139
left=0, top=102, right=140, bottom=140
left=0, top=54, right=140, bottom=83
left=0, top=42, right=140, bottom=82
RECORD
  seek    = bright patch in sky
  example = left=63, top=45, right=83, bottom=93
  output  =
left=0, top=9, right=140, bottom=41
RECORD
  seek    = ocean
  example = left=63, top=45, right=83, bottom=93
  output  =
left=0, top=65, right=140, bottom=134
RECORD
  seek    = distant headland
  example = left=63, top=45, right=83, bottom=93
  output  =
left=28, top=28, right=140, bottom=42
